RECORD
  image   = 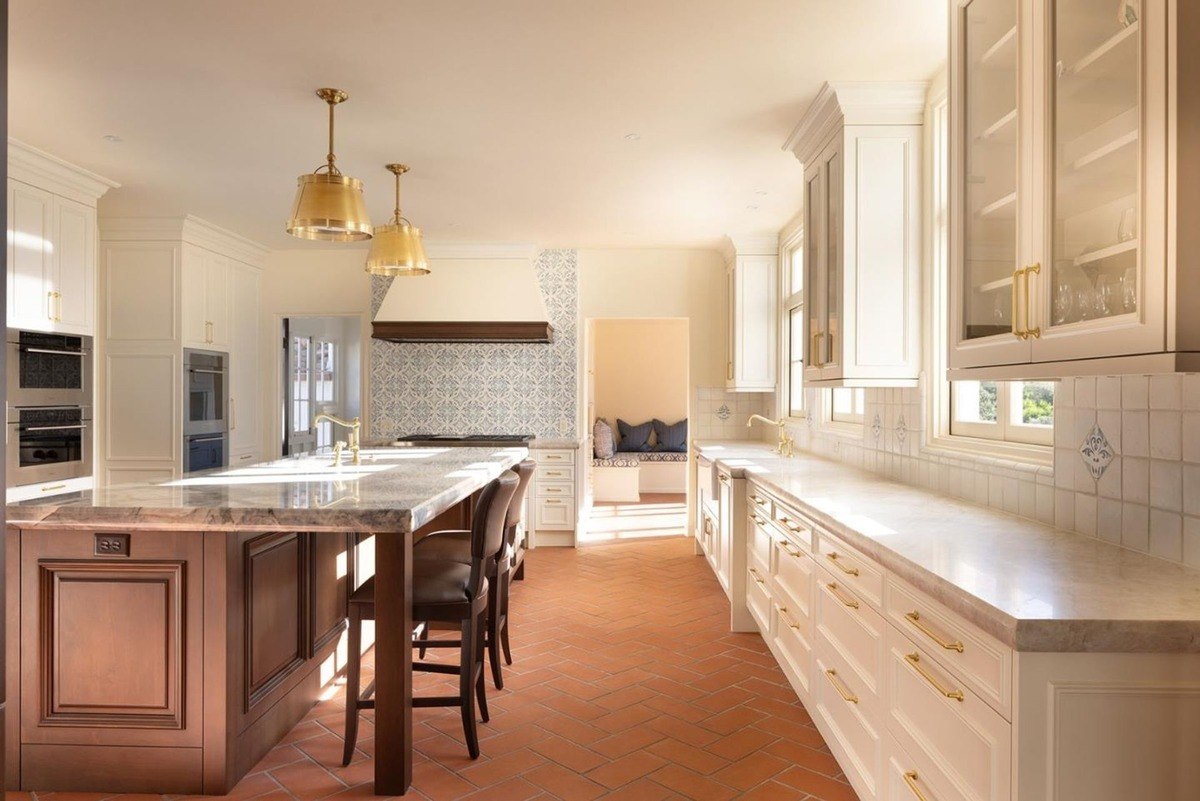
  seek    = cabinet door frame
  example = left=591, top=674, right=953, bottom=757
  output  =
left=7, top=179, right=56, bottom=333
left=51, top=195, right=96, bottom=335
left=803, top=151, right=829, bottom=382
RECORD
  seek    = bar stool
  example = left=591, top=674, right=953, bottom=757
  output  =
left=414, top=459, right=534, bottom=689
left=341, top=471, right=518, bottom=765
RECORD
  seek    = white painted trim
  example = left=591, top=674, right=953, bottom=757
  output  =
left=99, top=215, right=269, bottom=265
left=784, top=81, right=930, bottom=163
left=719, top=234, right=779, bottom=262
left=8, top=138, right=119, bottom=204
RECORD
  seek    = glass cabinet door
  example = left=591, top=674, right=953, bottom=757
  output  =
left=1047, top=0, right=1140, bottom=330
left=823, top=145, right=842, bottom=373
left=804, top=162, right=825, bottom=375
left=960, top=0, right=1020, bottom=342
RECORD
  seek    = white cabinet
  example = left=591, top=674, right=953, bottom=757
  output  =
left=183, top=245, right=231, bottom=350
left=786, top=82, right=925, bottom=388
left=721, top=236, right=777, bottom=392
left=228, top=262, right=261, bottom=463
left=7, top=142, right=116, bottom=337
left=530, top=448, right=576, bottom=544
left=948, top=0, right=1186, bottom=378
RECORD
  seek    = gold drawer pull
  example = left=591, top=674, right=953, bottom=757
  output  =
left=749, top=567, right=766, bottom=585
left=826, top=552, right=859, bottom=576
left=779, top=516, right=807, bottom=533
left=903, top=771, right=929, bottom=801
left=905, top=653, right=964, bottom=702
left=718, top=473, right=730, bottom=484
left=544, top=470, right=565, bottom=477
left=826, top=582, right=859, bottom=609
left=777, top=605, right=801, bottom=630
left=751, top=514, right=768, bottom=526
left=750, top=495, right=768, bottom=507
left=777, top=541, right=804, bottom=558
left=41, top=483, right=67, bottom=492
left=824, top=669, right=858, bottom=704
left=905, top=611, right=964, bottom=653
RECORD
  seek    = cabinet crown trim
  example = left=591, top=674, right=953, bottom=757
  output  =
left=99, top=215, right=268, bottom=266
left=719, top=235, right=779, bottom=261
left=9, top=138, right=120, bottom=204
left=784, top=80, right=929, bottom=162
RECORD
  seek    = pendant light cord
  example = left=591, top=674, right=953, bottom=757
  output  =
left=393, top=169, right=403, bottom=224
left=325, top=99, right=339, bottom=175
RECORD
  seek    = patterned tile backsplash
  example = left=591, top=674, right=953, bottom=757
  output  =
left=780, top=374, right=1200, bottom=570
left=693, top=387, right=772, bottom=441
left=368, top=249, right=579, bottom=440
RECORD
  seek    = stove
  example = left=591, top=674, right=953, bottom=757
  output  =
left=390, top=433, right=535, bottom=447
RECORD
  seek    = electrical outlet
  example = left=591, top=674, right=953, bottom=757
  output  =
left=94, top=533, right=131, bottom=557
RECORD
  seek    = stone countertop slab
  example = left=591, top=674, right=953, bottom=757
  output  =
left=7, top=446, right=527, bottom=534
left=695, top=441, right=1200, bottom=653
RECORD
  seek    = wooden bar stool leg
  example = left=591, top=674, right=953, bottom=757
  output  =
left=342, top=604, right=362, bottom=767
left=487, top=572, right=504, bottom=689
left=459, top=617, right=480, bottom=759
left=499, top=568, right=513, bottom=666
left=475, top=608, right=490, bottom=723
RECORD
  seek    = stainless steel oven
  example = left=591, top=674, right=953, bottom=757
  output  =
left=7, top=329, right=92, bottom=407
left=184, top=348, right=228, bottom=436
left=186, top=433, right=227, bottom=473
left=7, top=405, right=93, bottom=486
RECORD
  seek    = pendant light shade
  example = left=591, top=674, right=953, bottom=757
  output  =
left=286, top=88, right=373, bottom=242
left=365, top=164, right=430, bottom=276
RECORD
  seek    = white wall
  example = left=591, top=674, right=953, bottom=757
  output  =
left=592, top=318, right=689, bottom=427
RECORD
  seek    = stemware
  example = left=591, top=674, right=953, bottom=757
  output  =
left=1121, top=267, right=1137, bottom=313
left=1053, top=279, right=1075, bottom=325
left=1096, top=275, right=1118, bottom=317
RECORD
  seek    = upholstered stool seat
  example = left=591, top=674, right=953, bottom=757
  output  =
left=349, top=564, right=487, bottom=612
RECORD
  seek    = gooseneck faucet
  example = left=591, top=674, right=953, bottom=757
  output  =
left=747, top=414, right=795, bottom=458
left=314, top=413, right=362, bottom=466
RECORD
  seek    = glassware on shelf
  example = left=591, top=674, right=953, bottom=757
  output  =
left=1121, top=267, right=1137, bottom=313
left=1077, top=284, right=1097, bottom=321
left=1053, top=277, right=1076, bottom=325
left=1117, top=207, right=1136, bottom=242
left=1096, top=274, right=1119, bottom=317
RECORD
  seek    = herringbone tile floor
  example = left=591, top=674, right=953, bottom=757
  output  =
left=15, top=536, right=858, bottom=801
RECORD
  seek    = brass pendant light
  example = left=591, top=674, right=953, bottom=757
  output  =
left=365, top=163, right=430, bottom=276
left=286, top=88, right=373, bottom=242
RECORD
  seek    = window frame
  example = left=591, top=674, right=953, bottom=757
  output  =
left=778, top=217, right=806, bottom=421
left=829, top=387, right=866, bottom=425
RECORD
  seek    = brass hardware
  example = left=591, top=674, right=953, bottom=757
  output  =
left=1024, top=262, right=1041, bottom=339
left=777, top=605, right=801, bottom=630
left=40, top=483, right=67, bottom=492
left=751, top=514, right=768, bottom=526
left=826, top=582, right=860, bottom=609
left=778, top=540, right=804, bottom=558
left=230, top=397, right=237, bottom=431
left=826, top=552, right=860, bottom=576
left=718, top=473, right=730, bottom=484
left=810, top=330, right=824, bottom=367
left=287, top=88, right=373, bottom=242
left=750, top=495, right=768, bottom=507
left=545, top=470, right=564, bottom=477
left=825, top=330, right=834, bottom=365
left=747, top=414, right=795, bottom=457
left=365, top=162, right=430, bottom=276
left=545, top=499, right=564, bottom=505
left=824, top=669, right=858, bottom=704
left=53, top=291, right=62, bottom=322
left=749, top=567, right=766, bottom=584
left=903, top=771, right=929, bottom=801
left=239, top=454, right=254, bottom=461
left=314, top=412, right=362, bottom=465
left=332, top=440, right=346, bottom=467
left=905, top=611, right=964, bottom=653
left=1010, top=265, right=1023, bottom=338
left=905, top=652, right=965, bottom=702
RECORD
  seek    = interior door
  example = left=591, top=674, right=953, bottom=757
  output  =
left=285, top=333, right=317, bottom=455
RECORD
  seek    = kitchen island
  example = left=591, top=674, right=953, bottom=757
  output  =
left=4, top=446, right=526, bottom=796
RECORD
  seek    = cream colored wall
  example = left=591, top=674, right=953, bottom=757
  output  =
left=259, top=248, right=372, bottom=455
left=592, top=319, right=689, bottom=427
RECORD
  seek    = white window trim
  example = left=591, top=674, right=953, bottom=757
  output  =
left=921, top=74, right=1053, bottom=468
left=778, top=213, right=807, bottom=422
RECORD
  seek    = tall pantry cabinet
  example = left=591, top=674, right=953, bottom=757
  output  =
left=98, top=216, right=265, bottom=485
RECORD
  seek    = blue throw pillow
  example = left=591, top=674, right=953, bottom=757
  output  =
left=616, top=419, right=653, bottom=452
left=653, top=418, right=688, bottom=452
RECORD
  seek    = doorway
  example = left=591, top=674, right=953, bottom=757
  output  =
left=281, top=315, right=363, bottom=456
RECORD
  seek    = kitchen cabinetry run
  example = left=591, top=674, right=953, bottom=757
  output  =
left=948, top=0, right=1199, bottom=378
left=785, top=82, right=925, bottom=387
left=228, top=262, right=261, bottom=463
left=7, top=141, right=117, bottom=336
left=530, top=447, right=577, bottom=545
left=720, top=236, right=777, bottom=392
left=182, top=246, right=231, bottom=350
left=692, top=452, right=755, bottom=631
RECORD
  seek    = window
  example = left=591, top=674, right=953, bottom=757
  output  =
left=290, top=336, right=311, bottom=434
left=782, top=235, right=805, bottom=417
left=830, top=388, right=865, bottom=425
left=951, top=381, right=1054, bottom=446
left=314, top=340, right=336, bottom=403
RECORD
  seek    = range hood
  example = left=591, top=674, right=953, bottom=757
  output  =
left=372, top=250, right=553, bottom=343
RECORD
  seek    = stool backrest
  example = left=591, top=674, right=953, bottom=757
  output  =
left=469, top=471, right=519, bottom=598
left=504, top=459, right=536, bottom=548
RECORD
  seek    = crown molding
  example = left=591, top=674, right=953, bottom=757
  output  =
left=719, top=234, right=779, bottom=262
left=100, top=215, right=269, bottom=265
left=783, top=81, right=929, bottom=163
left=8, top=138, right=119, bottom=205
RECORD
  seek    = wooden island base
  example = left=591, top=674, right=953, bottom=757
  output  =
left=3, top=500, right=470, bottom=794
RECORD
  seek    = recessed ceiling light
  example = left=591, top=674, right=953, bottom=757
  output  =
left=746, top=204, right=759, bottom=210
left=623, top=133, right=641, bottom=141
left=755, top=190, right=769, bottom=196
left=102, top=134, right=123, bottom=143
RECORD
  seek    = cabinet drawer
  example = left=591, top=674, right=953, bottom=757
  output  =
left=535, top=464, right=575, bottom=483
left=815, top=651, right=883, bottom=801
left=772, top=498, right=814, bottom=553
left=747, top=488, right=773, bottom=516
left=885, top=734, right=950, bottom=801
left=533, top=448, right=574, bottom=465
left=536, top=480, right=573, bottom=499
left=884, top=627, right=1011, bottom=801
left=773, top=538, right=814, bottom=627
left=816, top=528, right=884, bottom=609
left=772, top=597, right=813, bottom=699
left=746, top=549, right=773, bottom=634
left=534, top=497, right=575, bottom=530
left=885, top=578, right=1013, bottom=719
left=816, top=565, right=887, bottom=706
left=747, top=511, right=775, bottom=567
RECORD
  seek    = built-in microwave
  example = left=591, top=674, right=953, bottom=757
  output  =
left=184, top=348, right=228, bottom=436
left=6, top=405, right=92, bottom=486
left=7, top=329, right=92, bottom=407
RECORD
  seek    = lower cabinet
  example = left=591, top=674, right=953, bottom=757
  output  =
left=531, top=448, right=577, bottom=543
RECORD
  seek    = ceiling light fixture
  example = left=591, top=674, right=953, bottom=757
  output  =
left=623, top=133, right=641, bottom=141
left=102, top=134, right=123, bottom=143
left=286, top=88, right=373, bottom=242
left=365, top=163, right=429, bottom=276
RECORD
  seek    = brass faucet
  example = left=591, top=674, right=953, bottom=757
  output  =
left=747, top=414, right=795, bottom=458
left=314, top=413, right=362, bottom=466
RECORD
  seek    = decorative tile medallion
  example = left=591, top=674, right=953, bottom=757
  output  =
left=871, top=413, right=882, bottom=442
left=1079, top=424, right=1114, bottom=480
left=715, top=404, right=731, bottom=421
left=896, top=413, right=907, bottom=443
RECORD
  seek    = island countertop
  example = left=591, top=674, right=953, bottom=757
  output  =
left=696, top=440, right=1200, bottom=653
left=6, top=445, right=528, bottom=533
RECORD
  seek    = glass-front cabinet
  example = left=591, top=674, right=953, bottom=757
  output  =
left=949, top=0, right=1168, bottom=375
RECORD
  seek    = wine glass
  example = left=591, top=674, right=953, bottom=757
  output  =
left=1077, top=285, right=1096, bottom=321
left=1121, top=267, right=1137, bottom=313
left=1096, top=275, right=1118, bottom=318
left=1053, top=278, right=1075, bottom=325
left=1117, top=208, right=1136, bottom=243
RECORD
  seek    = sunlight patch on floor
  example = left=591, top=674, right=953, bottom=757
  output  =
left=579, top=493, right=688, bottom=544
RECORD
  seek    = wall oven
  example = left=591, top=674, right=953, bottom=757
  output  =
left=7, top=329, right=92, bottom=407
left=186, top=433, right=226, bottom=473
left=7, top=405, right=93, bottom=486
left=184, top=348, right=228, bottom=436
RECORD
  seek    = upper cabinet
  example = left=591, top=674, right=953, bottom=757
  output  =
left=949, top=0, right=1183, bottom=378
left=7, top=140, right=117, bottom=336
left=182, top=245, right=231, bottom=350
left=722, top=236, right=778, bottom=392
left=786, top=82, right=925, bottom=387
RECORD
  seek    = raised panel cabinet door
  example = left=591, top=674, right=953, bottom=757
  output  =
left=180, top=245, right=208, bottom=347
left=243, top=532, right=306, bottom=709
left=309, top=533, right=351, bottom=655
left=8, top=179, right=55, bottom=332
left=729, top=255, right=778, bottom=390
left=52, top=196, right=96, bottom=334
left=204, top=253, right=231, bottom=350
left=228, top=264, right=260, bottom=455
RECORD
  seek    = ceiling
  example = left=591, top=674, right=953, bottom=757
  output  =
left=9, top=0, right=946, bottom=251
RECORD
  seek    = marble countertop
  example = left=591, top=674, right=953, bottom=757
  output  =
left=7, top=447, right=527, bottom=534
left=695, top=440, right=1200, bottom=653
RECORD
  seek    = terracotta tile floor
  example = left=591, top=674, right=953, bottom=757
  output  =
left=579, top=494, right=689, bottom=544
left=12, top=536, right=858, bottom=801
